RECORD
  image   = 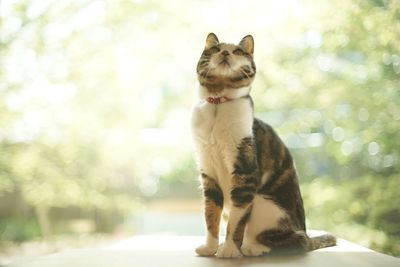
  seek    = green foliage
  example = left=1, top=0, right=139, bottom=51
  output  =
left=302, top=174, right=400, bottom=256
left=0, top=0, right=399, bottom=256
left=0, top=218, right=41, bottom=243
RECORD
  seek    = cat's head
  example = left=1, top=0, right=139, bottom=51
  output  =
left=197, top=33, right=256, bottom=93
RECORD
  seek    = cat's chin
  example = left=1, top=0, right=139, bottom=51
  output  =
left=219, top=60, right=231, bottom=67
left=219, top=66, right=234, bottom=74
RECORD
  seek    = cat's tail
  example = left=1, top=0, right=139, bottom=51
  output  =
left=307, top=234, right=337, bottom=251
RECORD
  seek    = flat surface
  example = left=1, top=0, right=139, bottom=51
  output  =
left=6, top=234, right=400, bottom=267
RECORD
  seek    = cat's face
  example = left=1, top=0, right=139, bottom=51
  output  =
left=197, top=33, right=256, bottom=93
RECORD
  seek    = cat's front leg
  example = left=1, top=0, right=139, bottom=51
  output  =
left=216, top=137, right=258, bottom=259
left=215, top=206, right=252, bottom=258
left=196, top=173, right=223, bottom=256
left=216, top=186, right=256, bottom=259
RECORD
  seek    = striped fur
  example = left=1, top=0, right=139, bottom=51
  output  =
left=192, top=33, right=336, bottom=259
left=197, top=33, right=256, bottom=93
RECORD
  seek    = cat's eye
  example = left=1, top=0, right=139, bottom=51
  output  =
left=209, top=46, right=221, bottom=53
left=233, top=49, right=244, bottom=56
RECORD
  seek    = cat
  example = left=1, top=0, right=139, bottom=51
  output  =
left=191, top=33, right=336, bottom=258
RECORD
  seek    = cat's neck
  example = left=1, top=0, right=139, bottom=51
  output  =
left=198, top=85, right=251, bottom=102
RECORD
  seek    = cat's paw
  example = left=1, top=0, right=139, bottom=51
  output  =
left=195, top=244, right=218, bottom=256
left=241, top=243, right=271, bottom=257
left=215, top=242, right=243, bottom=258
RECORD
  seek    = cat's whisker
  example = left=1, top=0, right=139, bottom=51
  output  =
left=204, top=67, right=216, bottom=79
left=239, top=68, right=250, bottom=80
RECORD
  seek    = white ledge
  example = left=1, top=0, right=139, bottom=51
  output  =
left=7, top=231, right=400, bottom=267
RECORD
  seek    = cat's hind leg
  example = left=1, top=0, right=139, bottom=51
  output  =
left=249, top=196, right=308, bottom=254
left=241, top=237, right=271, bottom=256
left=240, top=194, right=283, bottom=256
left=257, top=228, right=309, bottom=254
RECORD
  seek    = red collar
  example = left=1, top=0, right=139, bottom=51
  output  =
left=206, top=96, right=232, bottom=104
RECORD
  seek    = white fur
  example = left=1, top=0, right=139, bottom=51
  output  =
left=216, top=241, right=242, bottom=258
left=192, top=85, right=287, bottom=258
left=240, top=195, right=287, bottom=256
left=238, top=194, right=285, bottom=256
left=243, top=194, right=286, bottom=242
left=196, top=234, right=218, bottom=256
left=191, top=85, right=253, bottom=208
left=260, top=171, right=272, bottom=186
left=241, top=242, right=270, bottom=256
left=192, top=85, right=253, bottom=258
left=198, top=85, right=250, bottom=101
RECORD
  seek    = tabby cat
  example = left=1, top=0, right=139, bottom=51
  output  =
left=191, top=33, right=336, bottom=258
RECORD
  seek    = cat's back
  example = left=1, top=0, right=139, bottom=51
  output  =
left=252, top=117, right=297, bottom=186
left=253, top=118, right=287, bottom=151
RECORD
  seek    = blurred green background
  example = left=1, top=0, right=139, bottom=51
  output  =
left=0, top=0, right=399, bottom=259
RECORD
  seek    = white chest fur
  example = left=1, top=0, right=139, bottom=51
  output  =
left=191, top=87, right=253, bottom=208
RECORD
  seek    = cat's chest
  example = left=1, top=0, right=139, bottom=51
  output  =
left=191, top=99, right=253, bottom=208
left=191, top=99, right=253, bottom=148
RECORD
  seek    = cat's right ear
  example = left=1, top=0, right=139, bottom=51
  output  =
left=205, top=33, right=219, bottom=50
left=239, top=35, right=254, bottom=55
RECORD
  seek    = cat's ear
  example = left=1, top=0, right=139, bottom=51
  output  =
left=239, top=35, right=254, bottom=55
left=205, top=33, right=219, bottom=49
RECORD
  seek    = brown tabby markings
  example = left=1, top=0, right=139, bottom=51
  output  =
left=222, top=119, right=307, bottom=252
left=231, top=137, right=259, bottom=208
left=195, top=33, right=336, bottom=256
left=196, top=41, right=256, bottom=93
left=231, top=206, right=252, bottom=248
left=201, top=173, right=223, bottom=239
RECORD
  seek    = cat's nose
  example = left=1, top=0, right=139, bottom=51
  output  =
left=221, top=50, right=230, bottom=56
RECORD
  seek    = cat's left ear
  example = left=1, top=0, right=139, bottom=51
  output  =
left=239, top=35, right=254, bottom=55
left=205, top=33, right=219, bottom=50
